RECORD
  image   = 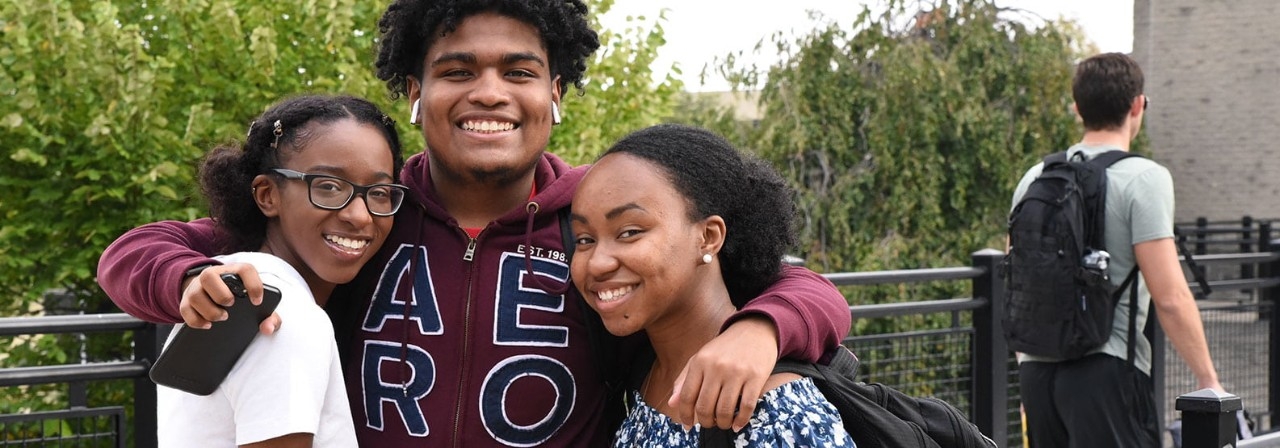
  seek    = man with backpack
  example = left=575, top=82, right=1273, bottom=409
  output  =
left=1006, top=52, right=1225, bottom=448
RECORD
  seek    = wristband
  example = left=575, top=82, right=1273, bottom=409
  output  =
left=183, top=264, right=217, bottom=280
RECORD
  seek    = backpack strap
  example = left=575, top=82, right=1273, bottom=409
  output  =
left=1085, top=150, right=1142, bottom=250
left=1039, top=150, right=1070, bottom=166
left=1086, top=149, right=1140, bottom=169
left=1075, top=148, right=1157, bottom=366
left=772, top=347, right=992, bottom=448
left=773, top=345, right=859, bottom=378
left=1117, top=267, right=1140, bottom=365
left=824, top=345, right=861, bottom=376
left=698, top=428, right=737, bottom=448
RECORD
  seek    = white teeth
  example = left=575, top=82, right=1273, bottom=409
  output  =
left=326, top=235, right=368, bottom=251
left=596, top=286, right=634, bottom=302
left=461, top=120, right=515, bottom=133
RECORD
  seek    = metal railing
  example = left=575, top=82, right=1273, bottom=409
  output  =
left=0, top=406, right=127, bottom=447
left=1, top=243, right=1276, bottom=447
left=1176, top=216, right=1276, bottom=302
left=833, top=249, right=1013, bottom=444
left=0, top=314, right=160, bottom=448
left=831, top=245, right=1279, bottom=447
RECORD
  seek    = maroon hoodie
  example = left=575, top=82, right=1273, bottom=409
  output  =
left=97, top=151, right=851, bottom=447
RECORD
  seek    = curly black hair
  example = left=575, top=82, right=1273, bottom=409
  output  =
left=199, top=94, right=405, bottom=252
left=374, top=0, right=600, bottom=98
left=600, top=124, right=799, bottom=308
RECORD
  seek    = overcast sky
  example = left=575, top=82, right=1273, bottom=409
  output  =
left=601, top=0, right=1134, bottom=91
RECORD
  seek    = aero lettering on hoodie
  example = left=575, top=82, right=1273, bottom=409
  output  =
left=346, top=152, right=604, bottom=447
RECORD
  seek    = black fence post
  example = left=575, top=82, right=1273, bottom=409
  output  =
left=1175, top=388, right=1241, bottom=448
left=1258, top=223, right=1271, bottom=255
left=1270, top=238, right=1280, bottom=432
left=1259, top=222, right=1269, bottom=257
left=971, top=248, right=1008, bottom=445
left=1242, top=216, right=1255, bottom=253
left=1194, top=217, right=1211, bottom=286
left=1242, top=216, right=1255, bottom=288
left=133, top=324, right=161, bottom=448
left=1258, top=223, right=1272, bottom=314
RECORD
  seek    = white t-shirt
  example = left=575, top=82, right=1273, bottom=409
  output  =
left=156, top=252, right=356, bottom=447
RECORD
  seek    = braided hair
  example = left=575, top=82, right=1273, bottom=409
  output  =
left=199, top=94, right=404, bottom=252
left=374, top=0, right=600, bottom=98
left=600, top=124, right=799, bottom=307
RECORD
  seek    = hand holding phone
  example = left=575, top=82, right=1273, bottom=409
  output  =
left=150, top=273, right=283, bottom=396
left=180, top=263, right=266, bottom=330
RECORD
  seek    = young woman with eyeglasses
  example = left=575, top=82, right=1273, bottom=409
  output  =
left=153, top=94, right=406, bottom=447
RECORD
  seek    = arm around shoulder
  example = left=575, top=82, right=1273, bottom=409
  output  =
left=668, top=265, right=850, bottom=431
left=97, top=218, right=227, bottom=323
left=726, top=265, right=850, bottom=362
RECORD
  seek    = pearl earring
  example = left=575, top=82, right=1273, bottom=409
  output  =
left=410, top=99, right=420, bottom=125
left=701, top=253, right=713, bottom=264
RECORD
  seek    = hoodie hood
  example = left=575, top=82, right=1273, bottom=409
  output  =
left=399, top=151, right=588, bottom=226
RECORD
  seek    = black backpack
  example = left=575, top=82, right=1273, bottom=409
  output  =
left=698, top=347, right=996, bottom=448
left=1002, top=150, right=1140, bottom=359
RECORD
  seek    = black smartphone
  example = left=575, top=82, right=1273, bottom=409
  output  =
left=149, top=273, right=283, bottom=396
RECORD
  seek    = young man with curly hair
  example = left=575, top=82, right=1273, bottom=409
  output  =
left=98, top=1, right=851, bottom=446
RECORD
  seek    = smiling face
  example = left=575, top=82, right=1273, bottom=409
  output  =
left=409, top=12, right=561, bottom=188
left=569, top=153, right=724, bottom=336
left=254, top=119, right=397, bottom=296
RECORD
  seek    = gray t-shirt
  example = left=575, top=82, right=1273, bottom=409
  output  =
left=1010, top=143, right=1176, bottom=375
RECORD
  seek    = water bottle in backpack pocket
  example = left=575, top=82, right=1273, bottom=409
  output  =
left=1002, top=150, right=1140, bottom=359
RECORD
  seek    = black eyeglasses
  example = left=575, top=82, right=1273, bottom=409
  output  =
left=271, top=169, right=409, bottom=217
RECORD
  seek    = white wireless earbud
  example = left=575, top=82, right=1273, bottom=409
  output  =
left=551, top=102, right=562, bottom=125
left=410, top=99, right=421, bottom=125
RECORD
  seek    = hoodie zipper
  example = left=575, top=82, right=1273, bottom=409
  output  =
left=452, top=233, right=479, bottom=448
left=463, top=238, right=477, bottom=262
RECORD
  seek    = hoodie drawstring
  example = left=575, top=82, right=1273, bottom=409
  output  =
left=524, top=202, right=569, bottom=295
left=395, top=201, right=568, bottom=395
left=400, top=249, right=416, bottom=396
left=399, top=209, right=427, bottom=396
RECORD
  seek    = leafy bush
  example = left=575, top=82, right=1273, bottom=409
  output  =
left=677, top=0, right=1088, bottom=305
left=0, top=0, right=678, bottom=434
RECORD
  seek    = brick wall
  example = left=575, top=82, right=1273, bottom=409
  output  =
left=1132, top=0, right=1280, bottom=222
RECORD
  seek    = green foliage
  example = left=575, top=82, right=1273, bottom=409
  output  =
left=0, top=0, right=680, bottom=431
left=677, top=0, right=1088, bottom=309
left=553, top=0, right=684, bottom=164
left=0, top=0, right=392, bottom=314
left=0, top=0, right=394, bottom=428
